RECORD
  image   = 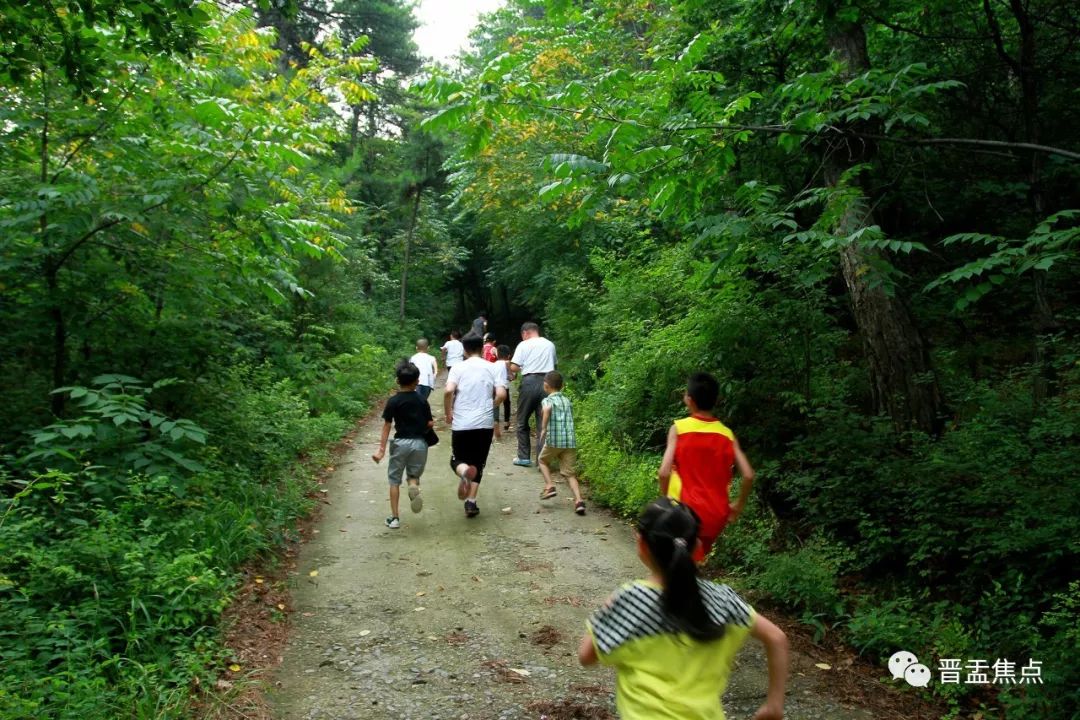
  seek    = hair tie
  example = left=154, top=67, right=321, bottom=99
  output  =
left=673, top=537, right=688, bottom=550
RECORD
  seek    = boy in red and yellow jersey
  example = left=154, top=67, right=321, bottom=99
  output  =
left=658, top=373, right=756, bottom=562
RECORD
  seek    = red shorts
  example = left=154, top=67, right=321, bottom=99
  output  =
left=693, top=513, right=729, bottom=562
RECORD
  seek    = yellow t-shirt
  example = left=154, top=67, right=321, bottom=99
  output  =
left=586, top=579, right=754, bottom=720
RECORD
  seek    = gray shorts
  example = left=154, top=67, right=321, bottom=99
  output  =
left=387, top=437, right=428, bottom=486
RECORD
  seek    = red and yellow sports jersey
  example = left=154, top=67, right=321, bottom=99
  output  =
left=667, top=415, right=735, bottom=559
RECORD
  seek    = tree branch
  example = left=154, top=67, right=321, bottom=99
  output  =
left=522, top=101, right=1080, bottom=161
left=50, top=128, right=254, bottom=272
left=50, top=81, right=139, bottom=183
left=982, top=0, right=1021, bottom=73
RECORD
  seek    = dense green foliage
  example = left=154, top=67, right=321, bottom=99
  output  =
left=423, top=1, right=1080, bottom=717
left=0, top=1, right=462, bottom=716
left=3, top=0, right=1079, bottom=717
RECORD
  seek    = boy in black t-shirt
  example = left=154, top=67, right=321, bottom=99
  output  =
left=372, top=362, right=434, bottom=529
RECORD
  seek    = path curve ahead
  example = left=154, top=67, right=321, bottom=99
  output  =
left=269, top=380, right=872, bottom=720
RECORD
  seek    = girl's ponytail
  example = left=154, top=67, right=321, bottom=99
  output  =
left=638, top=498, right=725, bottom=641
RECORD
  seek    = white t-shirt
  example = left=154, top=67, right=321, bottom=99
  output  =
left=441, top=339, right=464, bottom=367
left=447, top=357, right=507, bottom=431
left=494, top=360, right=509, bottom=387
left=409, top=352, right=437, bottom=388
left=510, top=336, right=557, bottom=375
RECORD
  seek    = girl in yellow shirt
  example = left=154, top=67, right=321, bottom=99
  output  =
left=579, top=498, right=788, bottom=720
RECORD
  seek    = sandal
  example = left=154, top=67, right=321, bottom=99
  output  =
left=540, top=487, right=557, bottom=500
left=574, top=501, right=586, bottom=515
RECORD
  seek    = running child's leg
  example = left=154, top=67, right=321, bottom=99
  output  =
left=386, top=439, right=408, bottom=523
left=538, top=448, right=556, bottom=495
left=405, top=438, right=427, bottom=513
left=560, top=449, right=585, bottom=514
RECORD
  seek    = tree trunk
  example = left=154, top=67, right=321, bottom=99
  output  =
left=1012, top=0, right=1055, bottom=401
left=39, top=65, right=66, bottom=417
left=824, top=8, right=942, bottom=434
left=984, top=0, right=1057, bottom=401
left=399, top=188, right=422, bottom=324
left=348, top=105, right=361, bottom=155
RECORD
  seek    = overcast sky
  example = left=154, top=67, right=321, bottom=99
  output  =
left=413, top=0, right=505, bottom=64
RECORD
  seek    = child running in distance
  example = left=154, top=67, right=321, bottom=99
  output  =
left=538, top=370, right=585, bottom=515
left=658, top=372, right=755, bottom=562
left=579, top=497, right=788, bottom=720
left=372, top=362, right=433, bottom=529
left=496, top=344, right=513, bottom=432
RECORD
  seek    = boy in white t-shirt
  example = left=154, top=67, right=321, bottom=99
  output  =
left=441, top=330, right=464, bottom=374
left=409, top=338, right=438, bottom=400
left=445, top=335, right=508, bottom=518
left=492, top=344, right=514, bottom=432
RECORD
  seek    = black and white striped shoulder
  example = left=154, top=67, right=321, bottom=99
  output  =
left=699, top=580, right=754, bottom=628
left=588, top=581, right=753, bottom=655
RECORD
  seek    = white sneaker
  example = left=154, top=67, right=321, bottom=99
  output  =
left=408, top=486, right=423, bottom=513
left=385, top=516, right=400, bottom=529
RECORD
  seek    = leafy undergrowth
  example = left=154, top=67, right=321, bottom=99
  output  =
left=0, top=362, right=391, bottom=719
left=575, top=348, right=1080, bottom=720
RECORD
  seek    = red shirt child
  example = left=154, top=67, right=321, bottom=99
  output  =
left=658, top=372, right=755, bottom=562
left=482, top=334, right=498, bottom=362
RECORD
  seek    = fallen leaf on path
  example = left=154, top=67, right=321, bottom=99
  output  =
left=308, top=570, right=319, bottom=577
left=416, top=591, right=426, bottom=597
left=414, top=607, right=426, bottom=612
left=302, top=612, right=314, bottom=617
left=510, top=668, right=531, bottom=677
left=228, top=664, right=241, bottom=672
left=472, top=575, right=483, bottom=583
left=277, top=603, right=286, bottom=610
left=501, top=507, right=512, bottom=513
left=359, top=630, right=371, bottom=636
left=254, top=577, right=264, bottom=584
left=815, top=663, right=832, bottom=670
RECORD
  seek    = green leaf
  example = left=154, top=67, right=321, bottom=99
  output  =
left=192, top=99, right=234, bottom=128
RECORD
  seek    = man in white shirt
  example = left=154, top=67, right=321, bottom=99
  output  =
left=445, top=335, right=508, bottom=518
left=440, top=330, right=464, bottom=374
left=409, top=338, right=438, bottom=400
left=509, top=321, right=557, bottom=467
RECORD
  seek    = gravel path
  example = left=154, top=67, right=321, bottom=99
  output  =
left=268, top=382, right=873, bottom=720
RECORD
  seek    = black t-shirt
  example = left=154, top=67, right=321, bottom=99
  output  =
left=382, top=391, right=432, bottom=439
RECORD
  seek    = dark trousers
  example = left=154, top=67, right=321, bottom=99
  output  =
left=493, top=387, right=512, bottom=424
left=516, top=374, right=546, bottom=461
left=450, top=428, right=495, bottom=483
left=417, top=385, right=432, bottom=401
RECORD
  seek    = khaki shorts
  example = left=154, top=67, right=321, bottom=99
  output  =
left=539, top=446, right=577, bottom=477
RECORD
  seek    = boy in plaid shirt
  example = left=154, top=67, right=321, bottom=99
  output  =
left=538, top=371, right=585, bottom=515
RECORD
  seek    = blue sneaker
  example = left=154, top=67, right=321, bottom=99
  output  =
left=512, top=458, right=532, bottom=467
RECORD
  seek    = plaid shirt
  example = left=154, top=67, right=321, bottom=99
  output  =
left=541, top=391, right=576, bottom=449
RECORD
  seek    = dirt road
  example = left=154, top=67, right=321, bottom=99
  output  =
left=268, top=387, right=873, bottom=720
